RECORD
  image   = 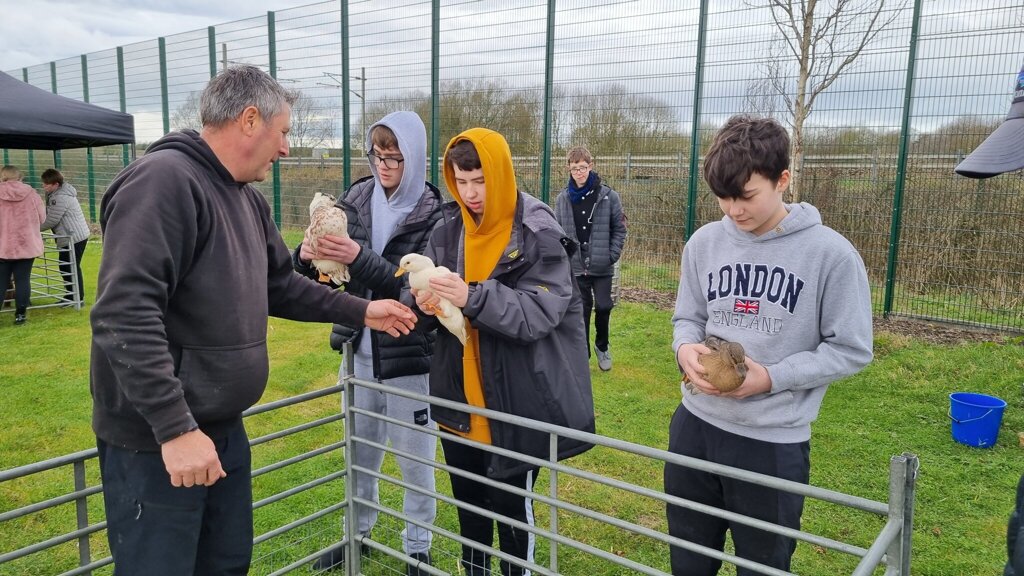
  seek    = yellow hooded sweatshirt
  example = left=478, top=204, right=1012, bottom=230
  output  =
left=441, top=128, right=518, bottom=445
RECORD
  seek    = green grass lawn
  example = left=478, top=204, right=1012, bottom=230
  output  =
left=1, top=235, right=1023, bottom=575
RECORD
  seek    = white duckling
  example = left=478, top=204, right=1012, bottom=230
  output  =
left=395, top=253, right=468, bottom=345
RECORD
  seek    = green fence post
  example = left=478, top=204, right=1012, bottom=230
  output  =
left=23, top=68, right=36, bottom=187
left=883, top=0, right=923, bottom=318
left=208, top=26, right=218, bottom=78
left=540, top=0, right=556, bottom=204
left=685, top=0, right=710, bottom=240
left=50, top=61, right=62, bottom=170
left=340, top=1, right=352, bottom=190
left=268, top=11, right=281, bottom=228
left=2, top=150, right=8, bottom=165
left=159, top=37, right=169, bottom=136
left=82, top=54, right=96, bottom=222
left=117, top=47, right=130, bottom=167
left=430, top=0, right=440, bottom=186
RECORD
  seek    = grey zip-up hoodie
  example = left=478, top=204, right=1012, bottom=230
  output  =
left=671, top=202, right=873, bottom=443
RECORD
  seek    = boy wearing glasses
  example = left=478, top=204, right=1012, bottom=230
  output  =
left=554, top=146, right=627, bottom=371
left=411, top=128, right=594, bottom=575
left=294, top=111, right=442, bottom=574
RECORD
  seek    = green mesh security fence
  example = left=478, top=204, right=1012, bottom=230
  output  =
left=5, top=0, right=1023, bottom=333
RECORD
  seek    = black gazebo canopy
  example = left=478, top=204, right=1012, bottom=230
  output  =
left=0, top=71, right=134, bottom=150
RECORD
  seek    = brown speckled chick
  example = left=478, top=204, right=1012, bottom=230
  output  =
left=683, top=336, right=748, bottom=395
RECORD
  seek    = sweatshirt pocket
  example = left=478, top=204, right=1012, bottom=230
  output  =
left=177, top=341, right=269, bottom=423
left=730, top=389, right=797, bottom=428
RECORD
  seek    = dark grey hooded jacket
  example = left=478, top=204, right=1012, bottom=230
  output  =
left=554, top=179, right=627, bottom=277
left=411, top=193, right=595, bottom=479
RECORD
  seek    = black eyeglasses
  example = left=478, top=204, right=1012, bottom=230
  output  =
left=367, top=153, right=404, bottom=169
left=569, top=165, right=591, bottom=174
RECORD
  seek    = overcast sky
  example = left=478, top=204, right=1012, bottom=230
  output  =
left=0, top=0, right=314, bottom=71
left=3, top=0, right=1021, bottom=143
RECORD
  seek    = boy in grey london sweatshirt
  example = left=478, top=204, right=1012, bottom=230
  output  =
left=665, top=115, right=873, bottom=575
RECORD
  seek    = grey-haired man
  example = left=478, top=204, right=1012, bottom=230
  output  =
left=90, top=65, right=416, bottom=575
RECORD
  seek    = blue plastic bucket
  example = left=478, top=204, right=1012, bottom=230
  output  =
left=948, top=392, right=1007, bottom=448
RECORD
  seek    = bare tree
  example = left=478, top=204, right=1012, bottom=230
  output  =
left=169, top=90, right=335, bottom=152
left=560, top=84, right=685, bottom=156
left=286, top=92, right=336, bottom=152
left=742, top=46, right=783, bottom=120
left=170, top=92, right=203, bottom=132
left=751, top=0, right=907, bottom=201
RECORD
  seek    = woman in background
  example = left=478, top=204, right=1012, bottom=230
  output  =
left=0, top=165, right=45, bottom=325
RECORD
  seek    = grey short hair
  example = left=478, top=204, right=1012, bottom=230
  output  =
left=200, top=65, right=297, bottom=128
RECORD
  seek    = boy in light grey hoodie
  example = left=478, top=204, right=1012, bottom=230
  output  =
left=294, top=111, right=442, bottom=575
left=665, top=115, right=873, bottom=575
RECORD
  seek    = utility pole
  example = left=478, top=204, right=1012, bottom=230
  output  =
left=354, top=67, right=367, bottom=146
left=319, top=68, right=367, bottom=150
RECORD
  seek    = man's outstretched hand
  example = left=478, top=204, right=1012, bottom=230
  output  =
left=364, top=299, right=417, bottom=337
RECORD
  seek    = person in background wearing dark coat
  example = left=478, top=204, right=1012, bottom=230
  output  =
left=410, top=128, right=595, bottom=576
left=39, top=168, right=91, bottom=303
left=294, top=111, right=442, bottom=575
left=554, top=146, right=627, bottom=371
left=953, top=58, right=1024, bottom=576
left=90, top=65, right=416, bottom=576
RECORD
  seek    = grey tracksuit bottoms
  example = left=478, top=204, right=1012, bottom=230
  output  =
left=347, top=360, right=437, bottom=554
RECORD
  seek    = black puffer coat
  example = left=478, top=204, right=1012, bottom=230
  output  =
left=294, top=176, right=443, bottom=379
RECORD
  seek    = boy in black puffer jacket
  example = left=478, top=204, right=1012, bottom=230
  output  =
left=294, top=111, right=442, bottom=575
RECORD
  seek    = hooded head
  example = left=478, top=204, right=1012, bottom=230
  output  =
left=444, top=128, right=517, bottom=230
left=443, top=128, right=518, bottom=283
left=365, top=111, right=427, bottom=211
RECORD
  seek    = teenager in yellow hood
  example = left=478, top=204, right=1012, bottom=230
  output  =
left=408, top=127, right=595, bottom=576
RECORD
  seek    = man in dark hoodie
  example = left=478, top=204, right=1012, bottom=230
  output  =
left=90, top=65, right=416, bottom=575
left=294, top=111, right=442, bottom=575
left=953, top=58, right=1024, bottom=576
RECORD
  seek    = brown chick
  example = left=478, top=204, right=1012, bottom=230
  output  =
left=683, top=336, right=748, bottom=395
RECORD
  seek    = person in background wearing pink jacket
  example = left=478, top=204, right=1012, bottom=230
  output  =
left=0, top=165, right=45, bottom=325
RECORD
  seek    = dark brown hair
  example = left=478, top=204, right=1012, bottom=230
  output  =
left=566, top=146, right=593, bottom=165
left=704, top=115, right=789, bottom=199
left=446, top=140, right=481, bottom=171
left=369, top=124, right=399, bottom=151
left=41, top=168, right=65, bottom=186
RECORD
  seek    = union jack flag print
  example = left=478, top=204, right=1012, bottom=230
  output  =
left=733, top=299, right=759, bottom=314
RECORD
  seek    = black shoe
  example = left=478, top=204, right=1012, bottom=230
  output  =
left=311, top=541, right=370, bottom=571
left=406, top=552, right=432, bottom=576
left=14, top=313, right=26, bottom=325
